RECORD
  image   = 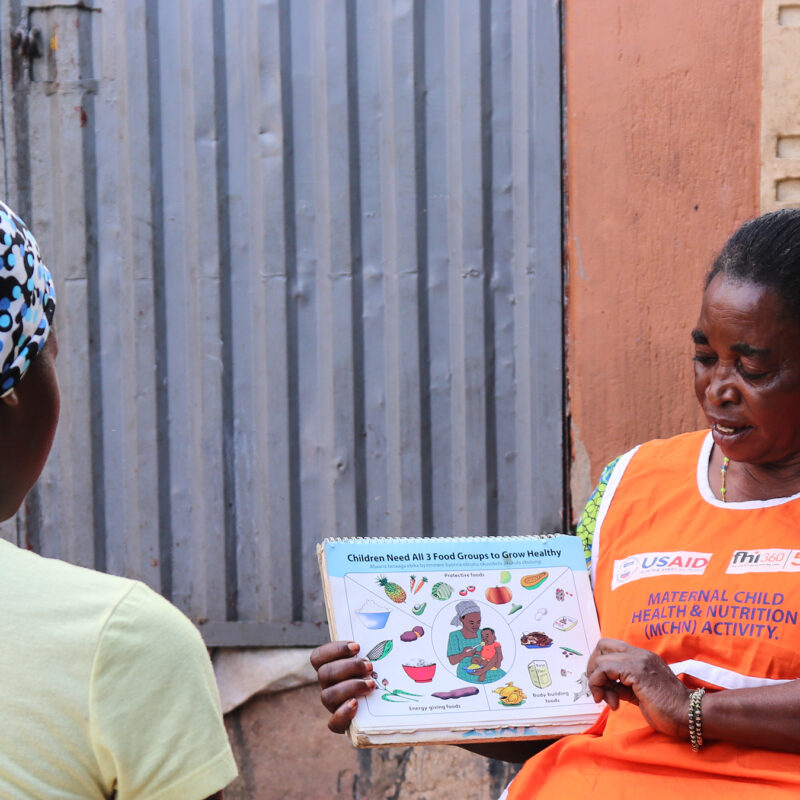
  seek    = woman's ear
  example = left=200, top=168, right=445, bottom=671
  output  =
left=0, top=389, right=19, bottom=409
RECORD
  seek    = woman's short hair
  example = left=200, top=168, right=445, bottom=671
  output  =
left=706, top=208, right=800, bottom=322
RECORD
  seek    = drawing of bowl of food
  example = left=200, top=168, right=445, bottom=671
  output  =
left=464, top=662, right=500, bottom=676
left=520, top=631, right=553, bottom=649
left=356, top=600, right=391, bottom=630
left=402, top=658, right=437, bottom=682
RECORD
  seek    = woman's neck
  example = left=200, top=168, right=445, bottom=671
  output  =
left=711, top=445, right=800, bottom=502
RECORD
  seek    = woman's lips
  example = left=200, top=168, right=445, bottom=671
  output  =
left=711, top=421, right=751, bottom=442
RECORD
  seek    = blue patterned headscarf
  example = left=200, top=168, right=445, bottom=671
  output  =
left=0, top=201, right=56, bottom=396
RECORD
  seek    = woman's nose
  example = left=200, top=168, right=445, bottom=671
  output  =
left=706, top=364, right=740, bottom=405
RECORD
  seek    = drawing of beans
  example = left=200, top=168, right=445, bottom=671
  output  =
left=431, top=687, right=480, bottom=700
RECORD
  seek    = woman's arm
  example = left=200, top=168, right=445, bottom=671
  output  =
left=447, top=646, right=477, bottom=666
left=700, top=682, right=800, bottom=753
left=588, top=638, right=800, bottom=752
left=446, top=630, right=478, bottom=665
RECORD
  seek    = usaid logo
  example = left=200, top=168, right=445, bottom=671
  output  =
left=617, top=556, right=640, bottom=582
left=612, top=551, right=711, bottom=590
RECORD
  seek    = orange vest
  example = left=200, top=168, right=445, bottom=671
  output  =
left=508, top=431, right=800, bottom=799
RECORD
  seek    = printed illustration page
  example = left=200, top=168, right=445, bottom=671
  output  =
left=320, top=535, right=603, bottom=739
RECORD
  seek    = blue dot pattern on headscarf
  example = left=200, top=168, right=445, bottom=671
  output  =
left=0, top=201, right=56, bottom=396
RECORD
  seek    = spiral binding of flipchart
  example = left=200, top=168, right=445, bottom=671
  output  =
left=323, top=533, right=562, bottom=544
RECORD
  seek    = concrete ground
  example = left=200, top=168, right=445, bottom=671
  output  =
left=223, top=683, right=522, bottom=799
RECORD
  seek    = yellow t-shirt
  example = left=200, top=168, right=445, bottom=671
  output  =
left=0, top=539, right=238, bottom=799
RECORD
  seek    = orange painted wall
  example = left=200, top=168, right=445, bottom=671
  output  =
left=564, top=0, right=762, bottom=513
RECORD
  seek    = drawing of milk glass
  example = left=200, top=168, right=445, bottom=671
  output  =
left=528, top=659, right=552, bottom=689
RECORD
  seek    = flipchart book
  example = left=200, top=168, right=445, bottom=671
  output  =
left=317, top=534, right=604, bottom=747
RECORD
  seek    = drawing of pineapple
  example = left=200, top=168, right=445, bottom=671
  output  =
left=377, top=576, right=407, bottom=604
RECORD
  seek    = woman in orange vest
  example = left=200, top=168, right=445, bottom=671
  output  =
left=312, top=209, right=800, bottom=797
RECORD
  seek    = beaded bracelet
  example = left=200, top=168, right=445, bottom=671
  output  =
left=688, top=687, right=706, bottom=752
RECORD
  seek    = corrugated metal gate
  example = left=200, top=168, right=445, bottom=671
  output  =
left=0, top=0, right=563, bottom=646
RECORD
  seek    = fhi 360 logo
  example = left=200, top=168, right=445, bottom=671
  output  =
left=726, top=549, right=800, bottom=574
left=612, top=551, right=711, bottom=590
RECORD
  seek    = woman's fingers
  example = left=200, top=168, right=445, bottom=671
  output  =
left=317, top=656, right=373, bottom=694
left=589, top=671, right=637, bottom=709
left=588, top=650, right=653, bottom=701
left=588, top=653, right=627, bottom=705
left=310, top=640, right=378, bottom=732
left=326, top=697, right=360, bottom=734
left=587, top=638, right=631, bottom=673
left=321, top=676, right=377, bottom=729
left=586, top=640, right=689, bottom=738
left=311, top=641, right=371, bottom=689
left=310, top=641, right=359, bottom=675
left=587, top=638, right=637, bottom=708
left=602, top=688, right=619, bottom=710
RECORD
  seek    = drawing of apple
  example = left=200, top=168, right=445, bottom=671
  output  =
left=485, top=585, right=512, bottom=604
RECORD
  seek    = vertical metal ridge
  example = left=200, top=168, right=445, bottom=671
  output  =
left=145, top=0, right=172, bottom=600
left=80, top=12, right=105, bottom=571
left=346, top=0, right=366, bottom=540
left=213, top=0, right=237, bottom=621
left=413, top=0, right=433, bottom=538
left=279, top=0, right=303, bottom=620
left=12, top=1, right=31, bottom=220
left=23, top=486, right=41, bottom=552
left=11, top=0, right=34, bottom=550
left=509, top=0, right=532, bottom=531
left=12, top=0, right=34, bottom=553
left=529, top=0, right=563, bottom=529
left=0, top=2, right=9, bottom=200
left=558, top=0, right=570, bottom=531
left=480, top=0, right=497, bottom=538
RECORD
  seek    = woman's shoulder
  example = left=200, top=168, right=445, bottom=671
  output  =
left=0, top=539, right=198, bottom=649
left=597, top=429, right=709, bottom=506
left=604, top=430, right=709, bottom=485
left=96, top=581, right=209, bottom=669
left=0, top=538, right=137, bottom=606
left=583, top=430, right=707, bottom=504
left=577, top=430, right=709, bottom=570
left=634, top=429, right=708, bottom=457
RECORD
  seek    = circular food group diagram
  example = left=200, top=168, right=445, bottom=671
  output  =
left=431, top=599, right=516, bottom=681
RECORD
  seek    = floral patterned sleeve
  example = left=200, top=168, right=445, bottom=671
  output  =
left=576, top=457, right=620, bottom=572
